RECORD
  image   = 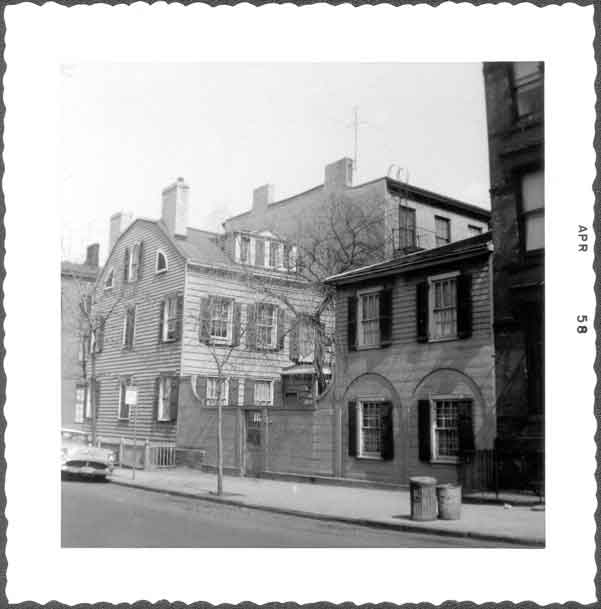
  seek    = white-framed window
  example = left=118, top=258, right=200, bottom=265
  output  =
left=130, top=242, right=140, bottom=281
left=468, top=225, right=482, bottom=237
left=155, top=250, right=168, bottom=274
left=84, top=383, right=92, bottom=419
left=157, top=377, right=173, bottom=421
left=254, top=380, right=273, bottom=406
left=520, top=169, right=544, bottom=251
left=240, top=235, right=251, bottom=264
left=104, top=268, right=114, bottom=290
left=74, top=385, right=86, bottom=423
left=161, top=295, right=178, bottom=342
left=268, top=241, right=282, bottom=268
left=431, top=398, right=461, bottom=461
left=257, top=303, right=276, bottom=348
left=122, top=306, right=136, bottom=348
left=358, top=401, right=384, bottom=459
left=298, top=320, right=315, bottom=362
left=435, top=216, right=451, bottom=247
left=358, top=289, right=381, bottom=347
left=210, top=297, right=233, bottom=342
left=206, top=377, right=229, bottom=407
left=428, top=272, right=458, bottom=340
left=117, top=378, right=132, bottom=420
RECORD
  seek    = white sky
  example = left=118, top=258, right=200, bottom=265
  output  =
left=59, top=62, right=491, bottom=263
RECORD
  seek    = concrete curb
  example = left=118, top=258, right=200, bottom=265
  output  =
left=110, top=477, right=544, bottom=548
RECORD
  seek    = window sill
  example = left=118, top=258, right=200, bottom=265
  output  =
left=156, top=417, right=172, bottom=423
left=160, top=338, right=177, bottom=345
left=356, top=344, right=382, bottom=351
left=155, top=269, right=168, bottom=275
left=427, top=336, right=458, bottom=344
left=356, top=454, right=383, bottom=461
left=117, top=417, right=130, bottom=422
left=430, top=457, right=460, bottom=465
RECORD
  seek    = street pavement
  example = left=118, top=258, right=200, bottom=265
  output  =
left=62, top=479, right=506, bottom=548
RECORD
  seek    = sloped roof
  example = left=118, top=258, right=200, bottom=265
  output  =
left=324, top=232, right=493, bottom=285
left=61, top=261, right=99, bottom=281
left=177, top=227, right=232, bottom=267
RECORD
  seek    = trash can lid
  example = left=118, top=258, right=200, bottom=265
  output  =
left=409, top=476, right=437, bottom=486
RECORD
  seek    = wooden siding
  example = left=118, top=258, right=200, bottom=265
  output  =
left=92, top=220, right=185, bottom=443
left=333, top=254, right=495, bottom=485
left=180, top=264, right=331, bottom=391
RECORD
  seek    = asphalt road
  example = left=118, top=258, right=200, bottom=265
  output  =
left=62, top=478, right=502, bottom=548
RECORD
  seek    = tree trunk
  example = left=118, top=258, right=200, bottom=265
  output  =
left=217, top=377, right=224, bottom=496
left=91, top=353, right=97, bottom=444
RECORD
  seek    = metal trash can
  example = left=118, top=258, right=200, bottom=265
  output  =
left=409, top=476, right=438, bottom=521
left=436, top=483, right=462, bottom=520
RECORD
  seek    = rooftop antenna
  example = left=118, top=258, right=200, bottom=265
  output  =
left=348, top=106, right=367, bottom=182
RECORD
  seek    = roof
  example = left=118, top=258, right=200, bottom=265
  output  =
left=324, top=232, right=493, bottom=286
left=224, top=176, right=490, bottom=225
left=61, top=261, right=99, bottom=281
left=177, top=227, right=231, bottom=267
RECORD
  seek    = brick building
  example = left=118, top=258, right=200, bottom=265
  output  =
left=483, top=61, right=544, bottom=490
left=61, top=244, right=100, bottom=431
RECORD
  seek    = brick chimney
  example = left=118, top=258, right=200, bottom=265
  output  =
left=324, top=158, right=353, bottom=191
left=162, top=177, right=189, bottom=237
left=109, top=211, right=133, bottom=253
left=85, top=243, right=100, bottom=268
left=252, top=184, right=275, bottom=213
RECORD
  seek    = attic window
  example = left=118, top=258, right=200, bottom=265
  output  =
left=156, top=250, right=168, bottom=274
left=104, top=268, right=114, bottom=290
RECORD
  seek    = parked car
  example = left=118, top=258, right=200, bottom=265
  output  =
left=61, top=436, right=115, bottom=479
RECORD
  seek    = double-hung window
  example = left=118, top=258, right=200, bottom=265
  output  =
left=210, top=298, right=232, bottom=342
left=435, top=216, right=451, bottom=247
left=429, top=273, right=458, bottom=340
left=298, top=320, right=315, bottom=362
left=74, top=385, right=86, bottom=423
left=257, top=304, right=276, bottom=348
left=359, top=402, right=383, bottom=458
left=432, top=399, right=460, bottom=459
left=348, top=400, right=393, bottom=460
left=122, top=306, right=136, bottom=349
left=240, top=236, right=251, bottom=264
left=206, top=377, right=228, bottom=407
left=269, top=241, right=282, bottom=268
left=398, top=206, right=417, bottom=249
left=512, top=62, right=543, bottom=118
left=254, top=380, right=273, bottom=407
left=359, top=291, right=380, bottom=347
left=161, top=295, right=178, bottom=342
left=520, top=169, right=544, bottom=252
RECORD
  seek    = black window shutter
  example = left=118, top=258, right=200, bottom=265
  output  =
left=418, top=399, right=431, bottom=462
left=229, top=377, right=239, bottom=406
left=458, top=399, right=475, bottom=455
left=255, top=239, right=265, bottom=266
left=246, top=304, right=257, bottom=350
left=175, top=294, right=184, bottom=341
left=244, top=378, right=255, bottom=406
left=153, top=377, right=161, bottom=420
left=169, top=377, right=179, bottom=421
left=123, top=247, right=130, bottom=281
left=277, top=307, right=285, bottom=350
left=379, top=287, right=393, bottom=347
left=416, top=281, right=429, bottom=343
left=380, top=402, right=394, bottom=460
left=283, top=244, right=290, bottom=269
left=136, top=241, right=144, bottom=281
left=289, top=316, right=299, bottom=362
left=199, top=297, right=210, bottom=342
left=128, top=308, right=136, bottom=347
left=348, top=401, right=357, bottom=457
left=347, top=296, right=357, bottom=351
left=273, top=379, right=283, bottom=407
left=158, top=300, right=165, bottom=343
left=232, top=302, right=241, bottom=346
left=93, top=379, right=100, bottom=421
left=95, top=318, right=104, bottom=353
left=457, top=273, right=473, bottom=339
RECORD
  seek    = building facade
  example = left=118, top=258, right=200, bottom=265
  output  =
left=61, top=244, right=100, bottom=432
left=483, top=61, right=544, bottom=491
left=324, top=233, right=496, bottom=486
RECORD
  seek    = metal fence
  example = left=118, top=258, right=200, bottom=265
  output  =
left=96, top=437, right=177, bottom=470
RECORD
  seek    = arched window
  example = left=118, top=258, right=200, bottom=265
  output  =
left=155, top=250, right=168, bottom=274
left=104, top=268, right=114, bottom=290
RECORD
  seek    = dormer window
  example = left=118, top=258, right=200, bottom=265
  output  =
left=104, top=268, right=114, bottom=291
left=155, top=250, right=168, bottom=274
left=269, top=241, right=282, bottom=268
left=240, top=235, right=251, bottom=264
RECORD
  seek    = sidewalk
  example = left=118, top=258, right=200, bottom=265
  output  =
left=109, top=466, right=545, bottom=547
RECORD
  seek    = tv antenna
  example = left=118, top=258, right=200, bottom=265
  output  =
left=348, top=106, right=367, bottom=182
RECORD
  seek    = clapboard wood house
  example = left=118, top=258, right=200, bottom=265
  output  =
left=324, top=232, right=496, bottom=486
left=82, top=178, right=332, bottom=470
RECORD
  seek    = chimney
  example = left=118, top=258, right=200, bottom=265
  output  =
left=85, top=243, right=100, bottom=268
left=109, top=211, right=133, bottom=253
left=252, top=184, right=275, bottom=213
left=162, top=177, right=189, bottom=237
left=324, top=157, right=353, bottom=191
